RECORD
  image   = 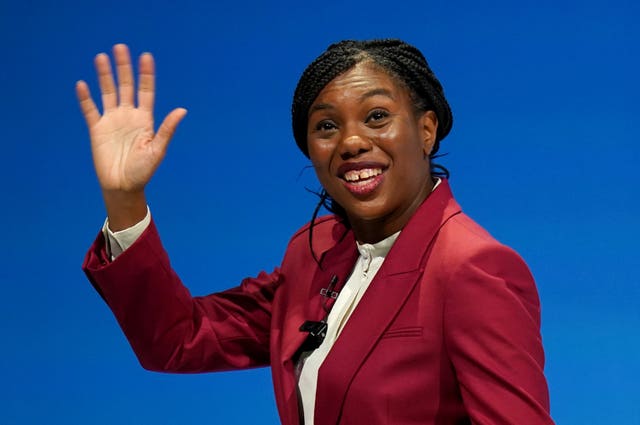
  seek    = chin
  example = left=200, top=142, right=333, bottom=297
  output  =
left=343, top=202, right=392, bottom=223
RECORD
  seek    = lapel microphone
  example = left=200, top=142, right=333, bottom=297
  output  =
left=299, top=275, right=340, bottom=351
left=320, top=275, right=339, bottom=300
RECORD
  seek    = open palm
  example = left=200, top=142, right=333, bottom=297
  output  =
left=76, top=44, right=186, bottom=193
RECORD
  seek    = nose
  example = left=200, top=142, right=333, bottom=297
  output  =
left=338, top=126, right=371, bottom=160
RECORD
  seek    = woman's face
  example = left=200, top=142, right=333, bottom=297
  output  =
left=307, top=62, right=438, bottom=243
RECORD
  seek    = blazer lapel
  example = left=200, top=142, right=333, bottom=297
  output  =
left=277, top=222, right=359, bottom=425
left=280, top=227, right=359, bottom=363
left=314, top=180, right=462, bottom=425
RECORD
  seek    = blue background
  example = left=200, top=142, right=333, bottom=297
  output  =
left=1, top=0, right=638, bottom=423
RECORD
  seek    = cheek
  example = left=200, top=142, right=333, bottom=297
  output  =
left=377, top=123, right=425, bottom=160
left=308, top=150, right=334, bottom=189
left=308, top=139, right=336, bottom=168
left=379, top=128, right=430, bottom=185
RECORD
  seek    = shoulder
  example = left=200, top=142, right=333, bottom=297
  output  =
left=287, top=214, right=348, bottom=245
left=281, top=214, right=349, bottom=258
left=432, top=212, right=533, bottom=281
left=439, top=212, right=503, bottom=253
left=287, top=214, right=340, bottom=241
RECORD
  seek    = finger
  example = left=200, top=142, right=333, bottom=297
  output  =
left=75, top=80, right=101, bottom=128
left=114, top=44, right=134, bottom=106
left=95, top=53, right=117, bottom=110
left=138, top=52, right=155, bottom=112
left=154, top=108, right=188, bottom=153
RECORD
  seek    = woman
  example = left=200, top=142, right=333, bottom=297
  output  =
left=78, top=40, right=554, bottom=424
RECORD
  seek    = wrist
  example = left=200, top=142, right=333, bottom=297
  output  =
left=102, top=190, right=148, bottom=231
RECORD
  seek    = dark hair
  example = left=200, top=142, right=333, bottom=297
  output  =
left=292, top=39, right=452, bottom=160
left=292, top=39, right=453, bottom=264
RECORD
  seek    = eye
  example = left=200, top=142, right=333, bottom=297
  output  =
left=365, top=109, right=390, bottom=124
left=314, top=120, right=338, bottom=132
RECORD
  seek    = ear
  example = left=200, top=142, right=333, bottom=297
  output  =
left=419, top=110, right=438, bottom=157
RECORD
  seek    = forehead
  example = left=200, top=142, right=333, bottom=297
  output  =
left=312, top=62, right=410, bottom=104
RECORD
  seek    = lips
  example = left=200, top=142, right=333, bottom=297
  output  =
left=337, top=162, right=387, bottom=196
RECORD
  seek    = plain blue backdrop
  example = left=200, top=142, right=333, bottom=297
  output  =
left=1, top=0, right=638, bottom=423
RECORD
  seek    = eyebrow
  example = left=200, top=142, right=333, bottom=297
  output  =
left=308, top=103, right=334, bottom=116
left=308, top=88, right=396, bottom=116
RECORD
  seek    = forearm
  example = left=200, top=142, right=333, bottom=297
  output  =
left=83, top=221, right=276, bottom=372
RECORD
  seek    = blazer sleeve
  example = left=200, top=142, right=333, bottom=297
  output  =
left=443, top=243, right=554, bottom=425
left=82, top=219, right=280, bottom=373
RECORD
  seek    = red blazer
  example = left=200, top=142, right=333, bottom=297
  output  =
left=83, top=180, right=553, bottom=424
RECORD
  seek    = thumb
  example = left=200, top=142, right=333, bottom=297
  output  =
left=154, top=107, right=188, bottom=153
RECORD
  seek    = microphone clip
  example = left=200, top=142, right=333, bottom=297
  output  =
left=299, top=320, right=328, bottom=351
left=299, top=320, right=328, bottom=338
left=320, top=288, right=339, bottom=299
left=320, top=274, right=340, bottom=300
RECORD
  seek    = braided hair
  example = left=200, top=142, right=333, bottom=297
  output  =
left=291, top=39, right=453, bottom=264
left=292, top=39, right=452, bottom=163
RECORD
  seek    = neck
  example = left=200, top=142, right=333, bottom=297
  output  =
left=349, top=177, right=435, bottom=244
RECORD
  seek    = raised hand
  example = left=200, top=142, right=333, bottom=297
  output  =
left=76, top=44, right=186, bottom=230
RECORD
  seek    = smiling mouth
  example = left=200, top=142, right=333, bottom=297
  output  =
left=343, top=168, right=383, bottom=183
left=339, top=167, right=386, bottom=196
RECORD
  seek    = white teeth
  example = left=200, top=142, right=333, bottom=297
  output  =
left=344, top=168, right=382, bottom=182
